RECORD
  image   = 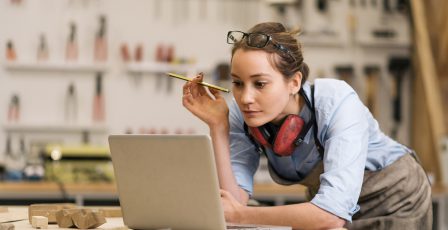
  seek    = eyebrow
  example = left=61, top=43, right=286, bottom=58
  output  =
left=231, top=73, right=272, bottom=79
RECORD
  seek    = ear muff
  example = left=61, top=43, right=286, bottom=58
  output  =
left=248, top=126, right=272, bottom=148
left=272, top=115, right=304, bottom=156
left=248, top=114, right=305, bottom=157
left=244, top=85, right=324, bottom=158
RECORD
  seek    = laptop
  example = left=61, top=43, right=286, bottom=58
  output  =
left=108, top=135, right=291, bottom=230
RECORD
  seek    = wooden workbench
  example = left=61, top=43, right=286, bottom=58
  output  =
left=0, top=182, right=446, bottom=229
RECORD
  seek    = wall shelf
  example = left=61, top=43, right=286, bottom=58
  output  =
left=3, top=61, right=108, bottom=73
left=3, top=123, right=108, bottom=133
left=125, top=61, right=206, bottom=75
left=357, top=36, right=411, bottom=49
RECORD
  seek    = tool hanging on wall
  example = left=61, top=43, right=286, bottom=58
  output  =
left=155, top=43, right=168, bottom=92
left=65, top=22, right=78, bottom=62
left=199, top=0, right=207, bottom=20
left=213, top=62, right=231, bottom=91
left=94, top=15, right=108, bottom=62
left=37, top=34, right=49, bottom=61
left=384, top=0, right=407, bottom=14
left=347, top=0, right=357, bottom=44
left=7, top=94, right=20, bottom=123
left=153, top=0, right=161, bottom=20
left=93, top=72, right=105, bottom=123
left=316, top=0, right=328, bottom=13
left=65, top=82, right=78, bottom=124
left=315, top=0, right=338, bottom=37
left=6, top=40, right=17, bottom=61
left=271, top=2, right=288, bottom=29
left=166, top=45, right=175, bottom=93
left=388, top=56, right=410, bottom=139
left=268, top=0, right=303, bottom=30
left=135, top=44, right=143, bottom=62
left=335, top=65, right=355, bottom=89
left=120, top=43, right=131, bottom=62
left=383, top=0, right=392, bottom=13
left=363, top=65, right=380, bottom=118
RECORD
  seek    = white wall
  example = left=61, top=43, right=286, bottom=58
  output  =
left=0, top=0, right=411, bottom=158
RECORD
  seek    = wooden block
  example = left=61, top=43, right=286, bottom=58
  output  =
left=99, top=207, right=122, bottom=217
left=71, top=209, right=106, bottom=229
left=55, top=209, right=78, bottom=228
left=0, top=223, right=14, bottom=230
left=31, top=216, right=48, bottom=229
left=56, top=208, right=106, bottom=229
left=28, top=203, right=77, bottom=224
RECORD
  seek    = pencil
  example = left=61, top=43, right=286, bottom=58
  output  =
left=166, top=72, right=231, bottom=93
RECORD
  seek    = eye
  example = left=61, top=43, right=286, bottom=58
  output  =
left=254, top=81, right=267, bottom=89
left=232, top=80, right=243, bottom=88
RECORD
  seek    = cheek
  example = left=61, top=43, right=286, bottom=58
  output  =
left=261, top=91, right=289, bottom=113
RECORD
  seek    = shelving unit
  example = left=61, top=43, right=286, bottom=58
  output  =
left=3, top=61, right=108, bottom=73
left=125, top=61, right=207, bottom=75
left=357, top=37, right=412, bottom=48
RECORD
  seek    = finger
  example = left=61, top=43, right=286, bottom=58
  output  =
left=220, top=189, right=230, bottom=198
left=182, top=91, right=195, bottom=106
left=191, top=73, right=209, bottom=97
left=190, top=75, right=202, bottom=98
left=182, top=95, right=191, bottom=109
left=183, top=81, right=191, bottom=95
left=196, top=73, right=207, bottom=95
left=209, top=88, right=222, bottom=99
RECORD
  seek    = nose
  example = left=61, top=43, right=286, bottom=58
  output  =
left=240, top=87, right=255, bottom=105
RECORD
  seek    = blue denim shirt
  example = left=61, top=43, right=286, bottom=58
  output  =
left=228, top=79, right=409, bottom=222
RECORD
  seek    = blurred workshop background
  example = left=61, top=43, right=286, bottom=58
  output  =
left=0, top=0, right=447, bottom=229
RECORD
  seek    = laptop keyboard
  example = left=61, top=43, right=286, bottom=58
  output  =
left=227, top=226, right=258, bottom=229
left=227, top=225, right=277, bottom=229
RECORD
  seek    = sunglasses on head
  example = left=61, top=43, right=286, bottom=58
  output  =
left=227, top=30, right=296, bottom=62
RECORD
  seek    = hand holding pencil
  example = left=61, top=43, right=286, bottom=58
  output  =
left=181, top=72, right=230, bottom=127
left=167, top=72, right=230, bottom=93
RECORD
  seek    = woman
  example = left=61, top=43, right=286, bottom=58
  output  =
left=182, top=22, right=432, bottom=229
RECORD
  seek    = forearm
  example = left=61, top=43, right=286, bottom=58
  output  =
left=209, top=123, right=249, bottom=204
left=238, top=202, right=346, bottom=230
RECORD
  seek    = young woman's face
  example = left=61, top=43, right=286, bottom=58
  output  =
left=231, top=49, right=299, bottom=127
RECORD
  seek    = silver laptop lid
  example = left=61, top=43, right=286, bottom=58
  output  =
left=109, top=135, right=226, bottom=230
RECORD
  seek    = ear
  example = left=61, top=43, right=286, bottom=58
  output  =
left=289, top=72, right=302, bottom=94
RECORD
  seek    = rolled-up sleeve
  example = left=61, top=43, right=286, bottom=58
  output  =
left=228, top=99, right=260, bottom=196
left=311, top=91, right=369, bottom=222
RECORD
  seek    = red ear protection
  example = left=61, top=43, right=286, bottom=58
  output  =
left=244, top=86, right=325, bottom=158
left=248, top=115, right=305, bottom=157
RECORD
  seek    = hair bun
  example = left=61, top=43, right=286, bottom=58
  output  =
left=250, top=22, right=287, bottom=34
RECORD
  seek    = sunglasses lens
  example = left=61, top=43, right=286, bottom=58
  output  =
left=247, top=33, right=269, bottom=48
left=227, top=31, right=245, bottom=44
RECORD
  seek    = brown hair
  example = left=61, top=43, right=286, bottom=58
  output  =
left=231, top=22, right=309, bottom=85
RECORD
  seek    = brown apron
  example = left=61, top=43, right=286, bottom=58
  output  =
left=268, top=153, right=433, bottom=230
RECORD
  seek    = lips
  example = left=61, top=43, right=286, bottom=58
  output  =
left=243, top=110, right=261, bottom=117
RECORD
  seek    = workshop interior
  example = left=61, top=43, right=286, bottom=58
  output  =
left=0, top=0, right=448, bottom=229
